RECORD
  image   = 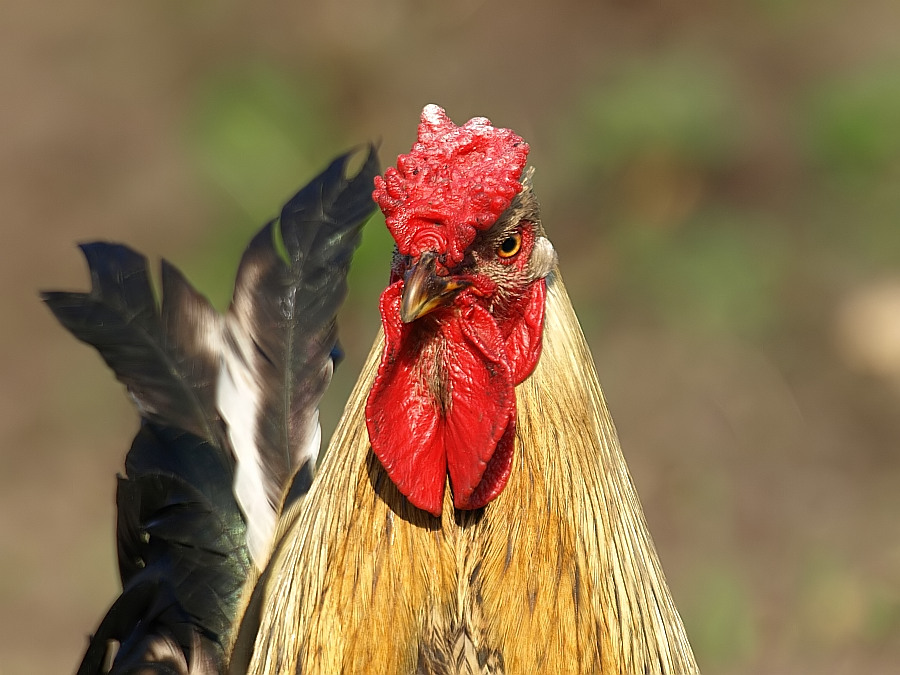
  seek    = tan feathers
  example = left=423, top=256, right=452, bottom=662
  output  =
left=233, top=271, right=699, bottom=674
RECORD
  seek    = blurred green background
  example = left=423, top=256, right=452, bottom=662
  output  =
left=2, top=1, right=899, bottom=673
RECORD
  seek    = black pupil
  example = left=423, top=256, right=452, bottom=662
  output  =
left=501, top=237, right=518, bottom=253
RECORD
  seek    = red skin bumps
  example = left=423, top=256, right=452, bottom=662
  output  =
left=373, top=105, right=529, bottom=265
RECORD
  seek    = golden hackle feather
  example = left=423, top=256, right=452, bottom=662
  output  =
left=234, top=271, right=699, bottom=674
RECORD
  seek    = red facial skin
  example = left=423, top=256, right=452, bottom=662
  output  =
left=365, top=227, right=546, bottom=516
left=366, top=105, right=546, bottom=515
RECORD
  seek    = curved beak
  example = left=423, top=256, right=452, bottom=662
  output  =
left=400, top=252, right=470, bottom=323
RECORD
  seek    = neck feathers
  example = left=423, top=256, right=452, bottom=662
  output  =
left=510, top=271, right=699, bottom=672
left=237, top=270, right=698, bottom=674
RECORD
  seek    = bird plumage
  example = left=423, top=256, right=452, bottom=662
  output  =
left=44, top=147, right=380, bottom=673
left=218, top=146, right=379, bottom=567
left=236, top=272, right=697, bottom=674
left=45, top=243, right=250, bottom=674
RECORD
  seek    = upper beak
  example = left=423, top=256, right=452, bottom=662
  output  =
left=400, top=251, right=470, bottom=323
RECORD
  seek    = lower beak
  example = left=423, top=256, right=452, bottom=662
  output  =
left=400, top=252, right=470, bottom=323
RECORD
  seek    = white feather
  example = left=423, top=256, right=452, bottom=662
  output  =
left=217, top=321, right=275, bottom=569
left=216, top=315, right=327, bottom=569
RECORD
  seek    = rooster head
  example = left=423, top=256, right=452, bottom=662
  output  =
left=365, top=105, right=557, bottom=516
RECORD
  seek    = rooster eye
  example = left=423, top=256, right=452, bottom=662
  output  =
left=497, top=233, right=522, bottom=259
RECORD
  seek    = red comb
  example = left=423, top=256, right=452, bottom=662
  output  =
left=373, top=105, right=529, bottom=267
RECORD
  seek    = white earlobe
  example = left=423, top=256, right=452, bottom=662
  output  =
left=530, top=236, right=557, bottom=280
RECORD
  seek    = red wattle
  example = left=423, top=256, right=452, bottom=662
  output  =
left=366, top=286, right=519, bottom=515
left=365, top=282, right=446, bottom=515
left=461, top=417, right=516, bottom=510
left=501, top=279, right=547, bottom=385
left=444, top=301, right=515, bottom=508
left=365, top=278, right=547, bottom=515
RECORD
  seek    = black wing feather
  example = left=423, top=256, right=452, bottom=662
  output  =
left=220, top=146, right=380, bottom=562
left=78, top=424, right=250, bottom=675
left=42, top=245, right=223, bottom=447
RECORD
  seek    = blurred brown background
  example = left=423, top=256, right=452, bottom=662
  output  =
left=2, top=1, right=899, bottom=673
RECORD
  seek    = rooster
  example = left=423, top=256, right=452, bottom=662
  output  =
left=236, top=106, right=699, bottom=673
left=48, top=105, right=699, bottom=674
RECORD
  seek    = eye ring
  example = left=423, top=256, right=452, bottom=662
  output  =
left=497, top=233, right=522, bottom=259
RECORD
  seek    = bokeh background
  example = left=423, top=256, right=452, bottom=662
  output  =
left=3, top=1, right=899, bottom=673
